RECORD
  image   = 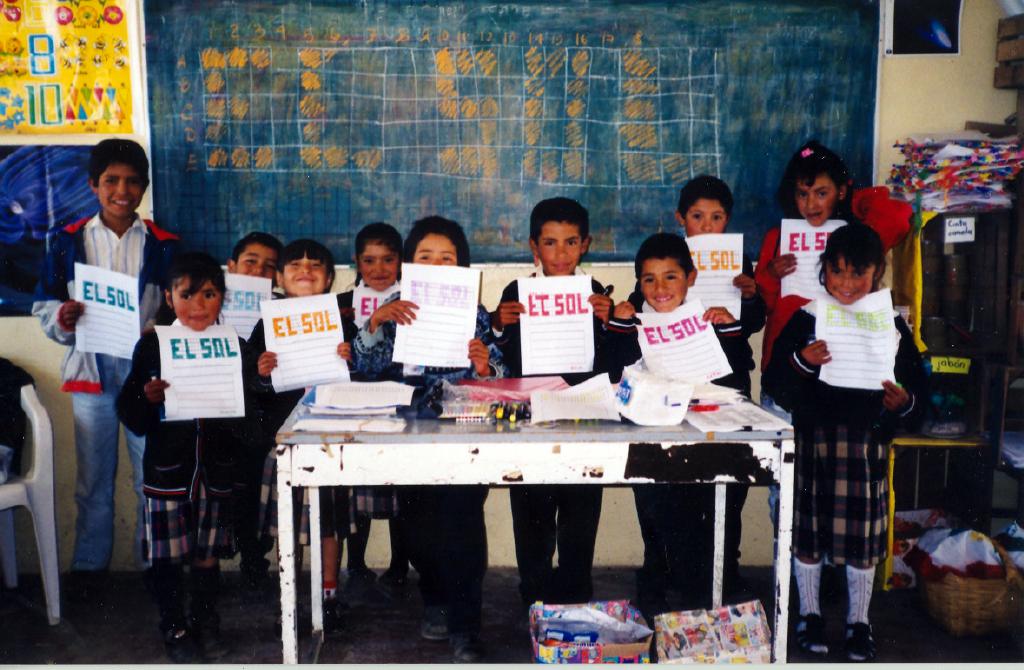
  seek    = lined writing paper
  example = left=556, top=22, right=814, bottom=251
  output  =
left=518, top=275, right=595, bottom=375
left=261, top=293, right=350, bottom=392
left=530, top=373, right=621, bottom=423
left=687, top=233, right=744, bottom=317
left=352, top=281, right=400, bottom=328
left=393, top=264, right=480, bottom=369
left=73, top=262, right=140, bottom=359
left=637, top=300, right=732, bottom=384
left=222, top=273, right=272, bottom=340
left=779, top=219, right=845, bottom=300
left=816, top=290, right=897, bottom=390
left=156, top=325, right=245, bottom=420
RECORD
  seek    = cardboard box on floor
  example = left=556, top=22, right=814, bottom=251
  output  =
left=529, top=600, right=653, bottom=663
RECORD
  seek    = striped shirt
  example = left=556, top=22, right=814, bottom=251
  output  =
left=83, top=213, right=147, bottom=277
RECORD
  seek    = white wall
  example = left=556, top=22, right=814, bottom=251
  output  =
left=2, top=0, right=1015, bottom=573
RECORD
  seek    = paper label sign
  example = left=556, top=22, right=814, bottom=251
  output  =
left=261, top=293, right=350, bottom=392
left=222, top=274, right=272, bottom=340
left=73, top=262, right=141, bottom=360
left=686, top=233, right=743, bottom=317
left=394, top=264, right=481, bottom=369
left=352, top=282, right=399, bottom=328
left=944, top=216, right=975, bottom=243
left=518, top=275, right=595, bottom=376
left=931, top=356, right=971, bottom=375
left=156, top=325, right=246, bottom=420
left=816, top=290, right=897, bottom=391
left=780, top=219, right=846, bottom=301
left=636, top=300, right=733, bottom=384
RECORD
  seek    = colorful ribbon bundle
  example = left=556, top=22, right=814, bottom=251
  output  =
left=888, top=132, right=1024, bottom=213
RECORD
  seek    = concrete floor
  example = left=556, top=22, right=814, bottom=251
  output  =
left=1, top=566, right=1021, bottom=664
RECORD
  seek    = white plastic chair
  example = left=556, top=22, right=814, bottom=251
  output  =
left=0, top=384, right=60, bottom=625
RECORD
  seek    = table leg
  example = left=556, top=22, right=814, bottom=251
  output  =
left=712, top=483, right=726, bottom=609
left=309, top=486, right=323, bottom=634
left=772, top=439, right=795, bottom=664
left=276, top=447, right=299, bottom=664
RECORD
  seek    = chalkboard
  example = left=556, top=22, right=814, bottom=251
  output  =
left=145, top=0, right=878, bottom=262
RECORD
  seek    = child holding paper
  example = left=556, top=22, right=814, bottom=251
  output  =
left=764, top=223, right=924, bottom=661
left=249, top=239, right=357, bottom=633
left=354, top=216, right=507, bottom=663
left=225, top=231, right=282, bottom=590
left=32, top=139, right=178, bottom=602
left=491, top=197, right=612, bottom=607
left=116, top=252, right=254, bottom=662
left=606, top=232, right=753, bottom=618
left=336, top=222, right=409, bottom=600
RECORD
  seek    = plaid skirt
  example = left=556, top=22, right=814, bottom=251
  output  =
left=258, top=453, right=349, bottom=544
left=793, top=422, right=888, bottom=569
left=143, top=482, right=235, bottom=566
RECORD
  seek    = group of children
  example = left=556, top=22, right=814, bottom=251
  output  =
left=35, top=137, right=925, bottom=663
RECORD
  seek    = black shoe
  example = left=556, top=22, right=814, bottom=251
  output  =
left=343, top=568, right=392, bottom=607
left=163, top=624, right=197, bottom=664
left=379, top=567, right=408, bottom=596
left=845, top=623, right=876, bottom=662
left=65, top=570, right=108, bottom=604
left=420, top=606, right=449, bottom=641
left=795, top=614, right=829, bottom=656
left=451, top=634, right=485, bottom=663
left=323, top=597, right=348, bottom=636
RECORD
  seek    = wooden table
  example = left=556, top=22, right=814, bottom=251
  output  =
left=274, top=410, right=795, bottom=663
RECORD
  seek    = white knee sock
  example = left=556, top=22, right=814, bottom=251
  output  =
left=793, top=557, right=822, bottom=617
left=846, top=564, right=875, bottom=625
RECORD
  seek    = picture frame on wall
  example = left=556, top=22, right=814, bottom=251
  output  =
left=884, top=0, right=963, bottom=56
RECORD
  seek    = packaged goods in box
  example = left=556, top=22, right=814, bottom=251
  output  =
left=654, top=599, right=772, bottom=664
left=529, top=600, right=653, bottom=663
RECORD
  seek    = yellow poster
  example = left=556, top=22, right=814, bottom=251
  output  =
left=0, top=0, right=131, bottom=134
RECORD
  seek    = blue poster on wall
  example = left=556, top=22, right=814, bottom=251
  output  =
left=0, top=145, right=98, bottom=316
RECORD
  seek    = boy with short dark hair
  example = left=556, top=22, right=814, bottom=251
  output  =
left=33, top=138, right=178, bottom=599
left=226, top=232, right=282, bottom=283
left=491, top=197, right=612, bottom=606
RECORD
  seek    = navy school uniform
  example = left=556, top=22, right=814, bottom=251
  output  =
left=606, top=291, right=757, bottom=612
left=493, top=276, right=608, bottom=605
left=763, top=306, right=925, bottom=568
left=247, top=293, right=359, bottom=547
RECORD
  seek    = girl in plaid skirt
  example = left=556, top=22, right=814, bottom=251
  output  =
left=117, top=253, right=257, bottom=662
left=764, top=224, right=925, bottom=661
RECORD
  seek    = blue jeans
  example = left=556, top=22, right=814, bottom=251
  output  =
left=759, top=391, right=792, bottom=530
left=70, top=354, right=146, bottom=571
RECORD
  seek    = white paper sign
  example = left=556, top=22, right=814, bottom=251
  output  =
left=352, top=281, right=399, bottom=328
left=530, top=373, right=621, bottom=423
left=816, top=290, right=898, bottom=391
left=779, top=219, right=845, bottom=300
left=73, top=262, right=140, bottom=359
left=222, top=274, right=272, bottom=340
left=518, top=275, right=595, bottom=375
left=687, top=233, right=744, bottom=317
left=261, top=293, right=350, bottom=392
left=944, top=216, right=976, bottom=243
left=636, top=300, right=733, bottom=384
left=312, top=381, right=415, bottom=409
left=155, top=325, right=245, bottom=420
left=393, top=264, right=480, bottom=369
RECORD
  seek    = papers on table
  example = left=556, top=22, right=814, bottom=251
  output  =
left=352, top=281, right=399, bottom=328
left=816, top=290, right=898, bottom=391
left=636, top=301, right=732, bottom=384
left=261, top=293, right=350, bottom=392
left=529, top=373, right=620, bottom=423
left=291, top=414, right=407, bottom=433
left=307, top=381, right=415, bottom=411
left=73, top=262, right=140, bottom=359
left=779, top=219, right=845, bottom=300
left=687, top=233, right=744, bottom=317
left=222, top=274, right=272, bottom=340
left=155, top=325, right=245, bottom=420
left=690, top=383, right=744, bottom=405
left=517, top=275, right=595, bottom=375
left=685, top=402, right=791, bottom=433
left=393, top=264, right=480, bottom=369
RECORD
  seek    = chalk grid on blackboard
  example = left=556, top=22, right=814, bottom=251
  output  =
left=198, top=45, right=720, bottom=188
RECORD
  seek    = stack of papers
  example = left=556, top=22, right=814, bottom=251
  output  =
left=684, top=402, right=790, bottom=433
left=289, top=381, right=415, bottom=432
left=530, top=373, right=621, bottom=424
left=888, top=131, right=1024, bottom=212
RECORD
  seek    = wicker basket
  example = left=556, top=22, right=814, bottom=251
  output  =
left=919, top=541, right=1024, bottom=637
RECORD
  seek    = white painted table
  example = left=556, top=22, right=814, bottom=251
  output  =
left=274, top=409, right=795, bottom=664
